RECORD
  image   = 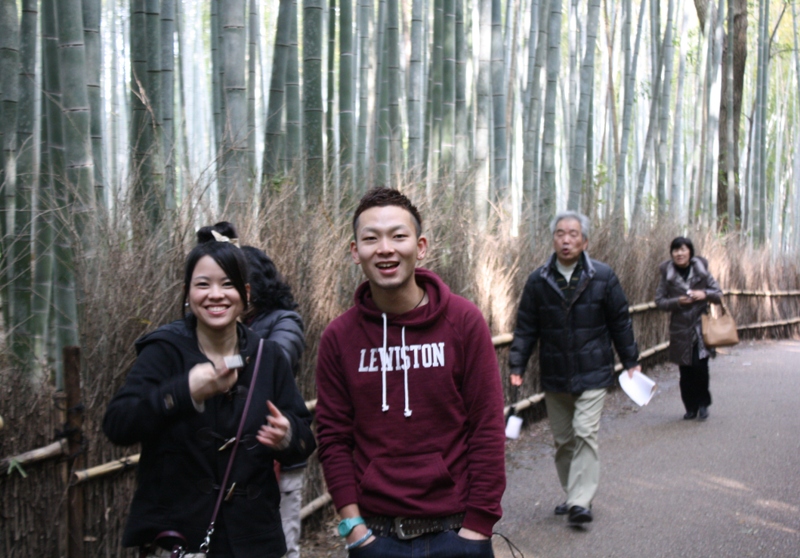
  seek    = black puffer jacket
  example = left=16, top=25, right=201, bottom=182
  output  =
left=247, top=309, right=305, bottom=372
left=509, top=253, right=639, bottom=393
left=246, top=309, right=308, bottom=472
left=103, top=319, right=315, bottom=556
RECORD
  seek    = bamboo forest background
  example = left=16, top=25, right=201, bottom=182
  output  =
left=1, top=0, right=800, bottom=384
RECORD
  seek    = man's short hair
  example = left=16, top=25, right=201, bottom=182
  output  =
left=550, top=210, right=591, bottom=241
left=352, top=187, right=423, bottom=238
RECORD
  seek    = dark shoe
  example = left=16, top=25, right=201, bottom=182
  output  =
left=554, top=502, right=569, bottom=515
left=698, top=407, right=709, bottom=420
left=568, top=505, right=593, bottom=524
left=683, top=411, right=697, bottom=420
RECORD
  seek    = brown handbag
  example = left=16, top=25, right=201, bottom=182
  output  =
left=701, top=302, right=739, bottom=347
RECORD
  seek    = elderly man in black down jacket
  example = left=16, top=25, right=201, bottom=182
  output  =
left=508, top=210, right=640, bottom=526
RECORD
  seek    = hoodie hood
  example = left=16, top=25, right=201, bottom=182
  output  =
left=353, top=267, right=451, bottom=327
left=352, top=267, right=451, bottom=417
left=134, top=317, right=252, bottom=357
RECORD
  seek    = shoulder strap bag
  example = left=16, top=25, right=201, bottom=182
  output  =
left=701, top=302, right=739, bottom=348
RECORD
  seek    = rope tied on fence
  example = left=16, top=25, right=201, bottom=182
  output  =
left=6, top=458, right=28, bottom=478
left=54, top=401, right=87, bottom=460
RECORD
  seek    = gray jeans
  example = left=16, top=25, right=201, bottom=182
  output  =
left=279, top=468, right=305, bottom=558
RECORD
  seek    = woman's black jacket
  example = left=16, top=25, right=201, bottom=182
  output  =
left=508, top=253, right=639, bottom=393
left=102, top=319, right=315, bottom=556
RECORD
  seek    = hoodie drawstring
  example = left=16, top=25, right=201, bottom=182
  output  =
left=381, top=314, right=389, bottom=412
left=380, top=314, right=412, bottom=418
left=401, top=326, right=412, bottom=417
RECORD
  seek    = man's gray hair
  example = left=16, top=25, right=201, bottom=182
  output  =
left=550, top=210, right=591, bottom=240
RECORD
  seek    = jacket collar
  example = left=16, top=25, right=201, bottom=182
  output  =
left=665, top=257, right=708, bottom=286
left=542, top=252, right=595, bottom=300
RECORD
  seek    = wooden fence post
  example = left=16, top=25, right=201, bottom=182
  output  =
left=64, top=346, right=84, bottom=558
left=54, top=390, right=68, bottom=558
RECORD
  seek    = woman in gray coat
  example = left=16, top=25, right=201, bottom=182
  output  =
left=655, top=237, right=723, bottom=420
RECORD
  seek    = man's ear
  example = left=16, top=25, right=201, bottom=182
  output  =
left=350, top=240, right=361, bottom=264
left=416, top=235, right=428, bottom=261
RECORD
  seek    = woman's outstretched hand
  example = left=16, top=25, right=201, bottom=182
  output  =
left=257, top=400, right=292, bottom=450
left=188, top=362, right=238, bottom=403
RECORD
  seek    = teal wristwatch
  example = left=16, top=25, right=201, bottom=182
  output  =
left=338, top=516, right=365, bottom=537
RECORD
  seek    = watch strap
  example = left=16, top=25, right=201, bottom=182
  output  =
left=338, top=516, right=365, bottom=537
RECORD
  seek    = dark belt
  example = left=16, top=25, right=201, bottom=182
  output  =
left=365, top=513, right=465, bottom=540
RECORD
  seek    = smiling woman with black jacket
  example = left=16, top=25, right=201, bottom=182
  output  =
left=655, top=236, right=723, bottom=421
left=103, top=224, right=315, bottom=557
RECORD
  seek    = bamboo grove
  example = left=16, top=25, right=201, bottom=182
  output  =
left=1, top=0, right=799, bottom=382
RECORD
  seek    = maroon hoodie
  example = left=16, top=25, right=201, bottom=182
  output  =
left=316, top=268, right=506, bottom=536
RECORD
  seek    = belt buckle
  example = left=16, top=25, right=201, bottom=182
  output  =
left=394, top=517, right=421, bottom=540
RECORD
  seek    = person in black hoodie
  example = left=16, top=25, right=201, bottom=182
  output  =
left=508, top=211, right=640, bottom=526
left=241, top=245, right=307, bottom=558
left=103, top=223, right=315, bottom=557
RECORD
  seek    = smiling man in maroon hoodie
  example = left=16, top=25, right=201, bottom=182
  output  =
left=316, top=188, right=506, bottom=557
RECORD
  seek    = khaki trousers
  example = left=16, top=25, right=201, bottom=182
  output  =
left=545, top=388, right=606, bottom=509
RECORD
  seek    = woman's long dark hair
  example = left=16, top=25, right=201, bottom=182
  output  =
left=182, top=222, right=249, bottom=316
left=241, top=246, right=298, bottom=315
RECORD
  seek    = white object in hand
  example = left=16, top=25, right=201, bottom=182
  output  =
left=619, top=370, right=657, bottom=406
left=505, top=415, right=523, bottom=439
left=224, top=354, right=244, bottom=370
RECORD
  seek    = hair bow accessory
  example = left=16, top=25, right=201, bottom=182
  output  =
left=211, top=230, right=240, bottom=248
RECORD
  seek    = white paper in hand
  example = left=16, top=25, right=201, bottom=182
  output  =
left=505, top=415, right=523, bottom=439
left=619, top=370, right=657, bottom=406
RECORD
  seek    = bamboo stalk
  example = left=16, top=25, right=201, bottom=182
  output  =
left=637, top=341, right=671, bottom=360
left=504, top=392, right=546, bottom=418
left=488, top=291, right=800, bottom=325
left=629, top=301, right=657, bottom=313
left=0, top=439, right=67, bottom=470
left=724, top=290, right=800, bottom=297
left=72, top=454, right=140, bottom=485
left=737, top=317, right=800, bottom=330
left=299, top=492, right=332, bottom=520
left=491, top=333, right=513, bottom=346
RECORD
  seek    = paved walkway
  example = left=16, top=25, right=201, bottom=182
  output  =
left=493, top=339, right=800, bottom=558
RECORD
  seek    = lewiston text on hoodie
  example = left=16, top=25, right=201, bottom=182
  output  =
left=315, top=268, right=506, bottom=537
